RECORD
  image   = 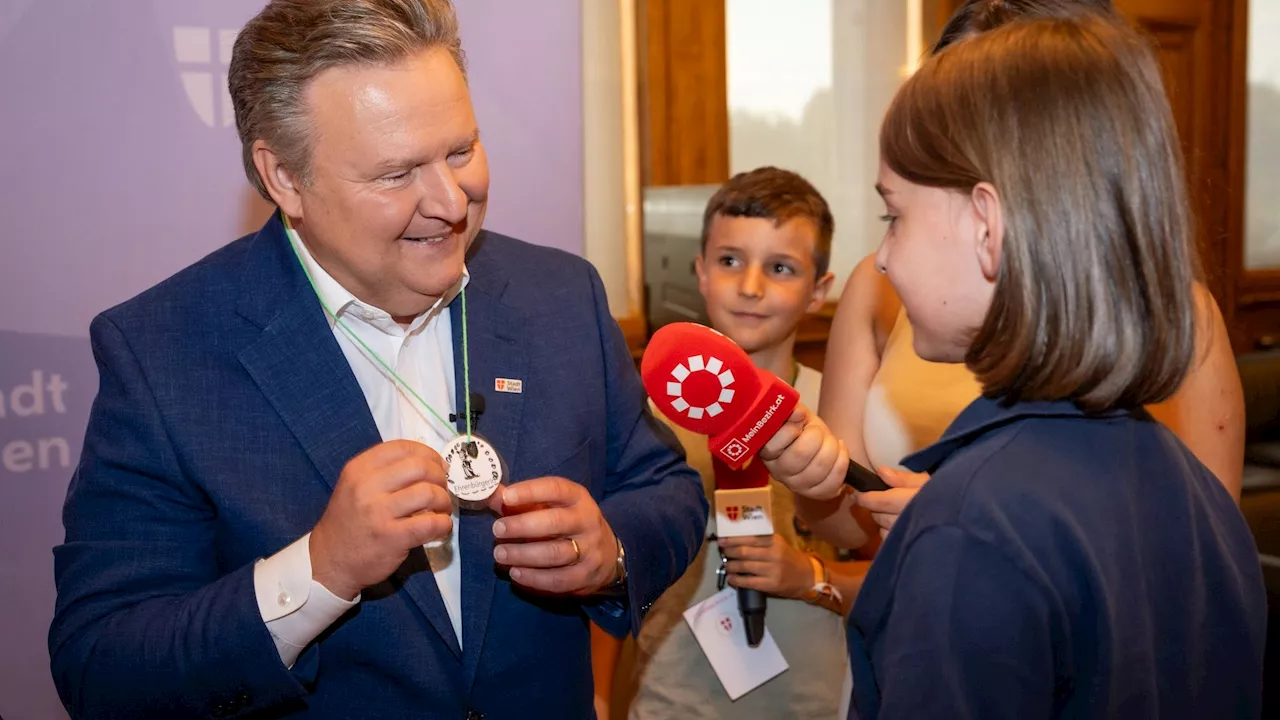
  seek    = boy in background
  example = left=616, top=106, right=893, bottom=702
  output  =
left=593, top=167, right=866, bottom=719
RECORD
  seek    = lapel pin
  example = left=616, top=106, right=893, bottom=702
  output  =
left=494, top=378, right=523, bottom=394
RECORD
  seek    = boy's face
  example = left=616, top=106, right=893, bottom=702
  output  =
left=696, top=214, right=834, bottom=355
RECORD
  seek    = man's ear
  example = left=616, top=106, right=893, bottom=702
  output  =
left=807, top=271, right=835, bottom=313
left=252, top=139, right=305, bottom=219
left=971, top=181, right=1004, bottom=281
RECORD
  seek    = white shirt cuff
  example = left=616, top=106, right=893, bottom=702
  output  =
left=253, top=533, right=359, bottom=668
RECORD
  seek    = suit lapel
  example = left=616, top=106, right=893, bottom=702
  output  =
left=236, top=214, right=462, bottom=659
left=454, top=232, right=526, bottom=688
left=236, top=216, right=380, bottom=492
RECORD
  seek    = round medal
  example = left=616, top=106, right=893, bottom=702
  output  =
left=442, top=434, right=505, bottom=504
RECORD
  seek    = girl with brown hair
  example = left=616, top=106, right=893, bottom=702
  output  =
left=780, top=11, right=1265, bottom=718
left=813, top=0, right=1244, bottom=556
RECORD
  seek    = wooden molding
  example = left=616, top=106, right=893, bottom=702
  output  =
left=794, top=301, right=838, bottom=372
left=933, top=0, right=964, bottom=39
left=1218, top=0, right=1280, bottom=354
left=620, top=0, right=645, bottom=321
left=1221, top=0, right=1280, bottom=353
left=638, top=0, right=729, bottom=186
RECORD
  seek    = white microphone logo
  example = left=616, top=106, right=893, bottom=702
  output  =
left=666, top=354, right=736, bottom=420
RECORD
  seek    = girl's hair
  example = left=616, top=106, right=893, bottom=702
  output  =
left=882, top=13, right=1196, bottom=410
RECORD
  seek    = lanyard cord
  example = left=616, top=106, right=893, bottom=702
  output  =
left=282, top=213, right=472, bottom=442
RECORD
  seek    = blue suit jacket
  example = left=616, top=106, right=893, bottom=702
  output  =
left=49, top=215, right=707, bottom=719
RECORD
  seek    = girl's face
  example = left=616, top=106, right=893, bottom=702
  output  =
left=873, top=161, right=1003, bottom=363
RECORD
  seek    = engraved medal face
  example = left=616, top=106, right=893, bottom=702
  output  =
left=442, top=434, right=504, bottom=503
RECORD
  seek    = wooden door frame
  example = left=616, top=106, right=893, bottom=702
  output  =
left=637, top=0, right=729, bottom=187
left=936, top=0, right=965, bottom=31
left=1227, top=0, right=1280, bottom=349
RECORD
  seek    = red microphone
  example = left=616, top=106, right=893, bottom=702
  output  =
left=641, top=322, right=889, bottom=492
left=641, top=323, right=788, bottom=646
left=641, top=322, right=798, bottom=468
left=642, top=322, right=889, bottom=645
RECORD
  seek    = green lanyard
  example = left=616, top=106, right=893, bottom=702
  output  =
left=282, top=213, right=474, bottom=443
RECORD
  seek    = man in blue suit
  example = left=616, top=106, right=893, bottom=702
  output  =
left=48, top=1, right=710, bottom=717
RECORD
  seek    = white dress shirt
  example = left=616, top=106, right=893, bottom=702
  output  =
left=253, top=228, right=469, bottom=668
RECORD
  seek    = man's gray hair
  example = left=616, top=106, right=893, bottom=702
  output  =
left=228, top=0, right=466, bottom=201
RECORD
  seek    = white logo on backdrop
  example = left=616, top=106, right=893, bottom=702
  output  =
left=173, top=26, right=238, bottom=128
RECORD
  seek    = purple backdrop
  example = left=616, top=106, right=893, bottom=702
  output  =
left=0, top=1, right=582, bottom=717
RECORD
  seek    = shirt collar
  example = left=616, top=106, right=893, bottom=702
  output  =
left=901, top=396, right=1135, bottom=474
left=285, top=224, right=469, bottom=333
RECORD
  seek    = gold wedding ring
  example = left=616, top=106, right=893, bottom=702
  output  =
left=568, top=537, right=582, bottom=565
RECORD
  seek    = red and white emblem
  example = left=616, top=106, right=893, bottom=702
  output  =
left=718, top=615, right=734, bottom=635
left=666, top=354, right=736, bottom=420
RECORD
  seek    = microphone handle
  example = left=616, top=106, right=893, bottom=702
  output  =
left=845, top=459, right=891, bottom=492
left=738, top=587, right=767, bottom=648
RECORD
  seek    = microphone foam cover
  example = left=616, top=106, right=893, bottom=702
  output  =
left=641, top=323, right=762, bottom=438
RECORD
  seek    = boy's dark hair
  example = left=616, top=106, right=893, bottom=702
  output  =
left=700, top=167, right=834, bottom=277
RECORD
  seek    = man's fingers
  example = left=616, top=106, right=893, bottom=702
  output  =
left=377, top=454, right=448, bottom=493
left=507, top=566, right=591, bottom=595
left=397, top=512, right=453, bottom=548
left=483, top=486, right=508, bottom=515
left=353, top=439, right=423, bottom=466
left=500, top=476, right=580, bottom=509
left=494, top=537, right=582, bottom=569
left=386, top=482, right=453, bottom=519
left=493, top=506, right=579, bottom=540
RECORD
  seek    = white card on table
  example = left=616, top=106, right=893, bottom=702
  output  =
left=682, top=587, right=788, bottom=700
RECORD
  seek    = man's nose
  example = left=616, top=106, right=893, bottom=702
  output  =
left=415, top=163, right=468, bottom=225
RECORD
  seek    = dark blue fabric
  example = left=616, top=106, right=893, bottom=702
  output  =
left=847, top=397, right=1266, bottom=719
left=48, top=214, right=707, bottom=719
